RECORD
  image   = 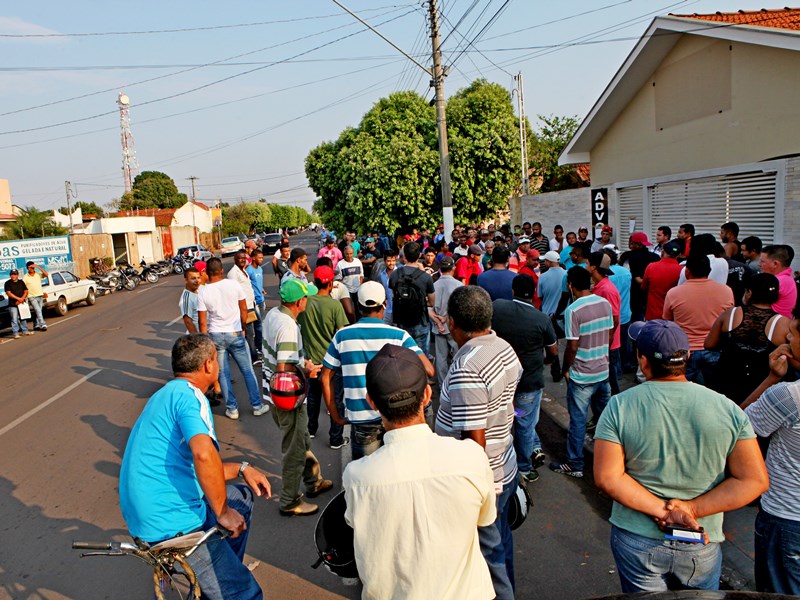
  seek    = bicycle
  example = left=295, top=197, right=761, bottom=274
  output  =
left=73, top=526, right=230, bottom=599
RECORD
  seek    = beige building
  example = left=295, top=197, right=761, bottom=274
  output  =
left=560, top=9, right=800, bottom=259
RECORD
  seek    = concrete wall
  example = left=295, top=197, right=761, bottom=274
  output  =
left=591, top=37, right=800, bottom=186
left=783, top=156, right=800, bottom=266
left=513, top=188, right=593, bottom=237
left=69, top=233, right=114, bottom=278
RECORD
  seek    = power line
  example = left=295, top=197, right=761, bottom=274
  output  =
left=447, top=0, right=513, bottom=71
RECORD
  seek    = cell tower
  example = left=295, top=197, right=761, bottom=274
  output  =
left=117, top=91, right=140, bottom=193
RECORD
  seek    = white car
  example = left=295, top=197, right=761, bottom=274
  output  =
left=221, top=237, right=245, bottom=256
left=41, top=270, right=97, bottom=316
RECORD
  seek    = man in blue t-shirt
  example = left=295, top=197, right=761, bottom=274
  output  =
left=120, top=334, right=271, bottom=599
left=246, top=249, right=267, bottom=360
left=476, top=246, right=517, bottom=301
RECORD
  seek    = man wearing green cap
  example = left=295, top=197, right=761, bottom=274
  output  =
left=262, top=278, right=333, bottom=516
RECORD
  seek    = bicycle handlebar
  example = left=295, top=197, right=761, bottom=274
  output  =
left=72, top=541, right=112, bottom=550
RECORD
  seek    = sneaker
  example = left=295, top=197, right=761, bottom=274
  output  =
left=24, top=331, right=34, bottom=336
left=252, top=358, right=263, bottom=367
left=585, top=419, right=597, bottom=432
left=532, top=449, right=546, bottom=469
left=549, top=461, right=583, bottom=478
left=520, top=469, right=540, bottom=483
left=12, top=333, right=20, bottom=339
left=309, top=433, right=316, bottom=439
left=306, top=479, right=334, bottom=498
left=40, top=326, right=47, bottom=332
left=225, top=408, right=240, bottom=420
left=330, top=437, right=350, bottom=450
left=279, top=500, right=319, bottom=517
left=252, top=404, right=270, bottom=416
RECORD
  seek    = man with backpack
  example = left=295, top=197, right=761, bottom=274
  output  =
left=389, top=242, right=436, bottom=359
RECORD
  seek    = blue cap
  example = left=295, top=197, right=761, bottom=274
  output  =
left=628, top=320, right=689, bottom=364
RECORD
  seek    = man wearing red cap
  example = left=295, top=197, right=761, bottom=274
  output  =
left=620, top=232, right=660, bottom=322
left=591, top=225, right=614, bottom=253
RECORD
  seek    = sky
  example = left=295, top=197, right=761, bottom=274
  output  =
left=0, top=0, right=779, bottom=214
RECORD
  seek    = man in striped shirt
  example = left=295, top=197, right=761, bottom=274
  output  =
left=321, top=281, right=434, bottom=460
left=435, top=285, right=521, bottom=600
left=550, top=266, right=613, bottom=479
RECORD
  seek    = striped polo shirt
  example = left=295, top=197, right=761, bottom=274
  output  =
left=745, top=381, right=800, bottom=521
left=564, top=294, right=613, bottom=384
left=262, top=306, right=305, bottom=405
left=435, top=332, right=521, bottom=492
left=322, top=318, right=422, bottom=423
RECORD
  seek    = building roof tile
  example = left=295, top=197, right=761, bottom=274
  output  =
left=671, top=7, right=800, bottom=30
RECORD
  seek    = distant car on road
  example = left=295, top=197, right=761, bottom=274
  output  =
left=221, top=237, right=245, bottom=256
left=41, top=270, right=97, bottom=316
left=262, top=233, right=283, bottom=253
left=176, top=244, right=213, bottom=262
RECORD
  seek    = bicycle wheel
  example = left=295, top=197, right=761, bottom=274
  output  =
left=154, top=563, right=200, bottom=600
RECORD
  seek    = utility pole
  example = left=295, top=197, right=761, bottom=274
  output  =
left=428, top=0, right=454, bottom=238
left=64, top=180, right=75, bottom=233
left=187, top=176, right=199, bottom=243
left=513, top=72, right=530, bottom=196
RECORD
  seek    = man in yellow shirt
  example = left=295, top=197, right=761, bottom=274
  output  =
left=23, top=261, right=49, bottom=331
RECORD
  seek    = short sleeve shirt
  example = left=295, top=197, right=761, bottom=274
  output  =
left=197, top=279, right=245, bottom=333
left=297, top=294, right=349, bottom=365
left=537, top=267, right=566, bottom=316
left=245, top=264, right=264, bottom=304
left=262, top=306, right=305, bottom=404
left=564, top=294, right=613, bottom=383
left=476, top=269, right=517, bottom=301
left=178, top=289, right=199, bottom=332
left=336, top=258, right=364, bottom=294
left=22, top=272, right=44, bottom=297
left=592, top=277, right=621, bottom=350
left=120, top=379, right=216, bottom=542
left=454, top=257, right=482, bottom=284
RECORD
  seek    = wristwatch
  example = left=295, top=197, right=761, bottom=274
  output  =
left=238, top=461, right=250, bottom=479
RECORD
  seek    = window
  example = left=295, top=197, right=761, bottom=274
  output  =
left=51, top=273, right=65, bottom=285
left=63, top=272, right=77, bottom=283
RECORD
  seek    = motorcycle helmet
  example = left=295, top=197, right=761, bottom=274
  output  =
left=312, top=491, right=358, bottom=579
left=269, top=365, right=307, bottom=411
left=508, top=481, right=533, bottom=531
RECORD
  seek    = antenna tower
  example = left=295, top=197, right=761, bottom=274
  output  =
left=117, top=92, right=140, bottom=193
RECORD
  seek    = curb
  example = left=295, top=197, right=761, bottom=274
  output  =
left=538, top=392, right=754, bottom=591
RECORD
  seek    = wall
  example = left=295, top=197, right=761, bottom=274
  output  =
left=783, top=156, right=800, bottom=268
left=590, top=37, right=800, bottom=186
left=69, top=233, right=113, bottom=278
left=0, top=179, right=12, bottom=214
left=513, top=188, right=593, bottom=237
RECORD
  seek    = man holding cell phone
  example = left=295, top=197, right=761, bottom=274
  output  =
left=593, top=320, right=768, bottom=593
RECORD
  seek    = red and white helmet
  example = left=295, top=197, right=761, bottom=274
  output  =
left=269, top=365, right=307, bottom=411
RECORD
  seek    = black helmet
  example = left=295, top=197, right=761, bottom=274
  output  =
left=508, top=481, right=533, bottom=531
left=311, top=491, right=358, bottom=579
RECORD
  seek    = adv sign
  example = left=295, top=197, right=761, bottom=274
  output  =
left=0, top=236, right=73, bottom=279
left=591, top=188, right=608, bottom=234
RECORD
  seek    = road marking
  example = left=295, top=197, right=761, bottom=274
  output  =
left=136, top=282, right=164, bottom=294
left=0, top=369, right=102, bottom=439
left=166, top=315, right=183, bottom=327
left=48, top=313, right=81, bottom=327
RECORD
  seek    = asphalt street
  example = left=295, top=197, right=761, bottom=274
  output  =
left=0, top=231, right=623, bottom=600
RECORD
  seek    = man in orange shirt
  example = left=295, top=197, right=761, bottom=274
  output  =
left=663, top=255, right=733, bottom=387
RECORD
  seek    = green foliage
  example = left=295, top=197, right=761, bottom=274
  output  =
left=1, top=206, right=68, bottom=240
left=220, top=202, right=312, bottom=236
left=59, top=201, right=105, bottom=217
left=118, top=171, right=188, bottom=210
left=529, top=114, right=585, bottom=193
left=306, top=83, right=524, bottom=231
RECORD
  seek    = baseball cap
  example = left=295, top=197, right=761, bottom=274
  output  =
left=543, top=250, right=561, bottom=263
left=439, top=255, right=455, bottom=270
left=601, top=225, right=613, bottom=234
left=365, top=237, right=375, bottom=242
left=629, top=320, right=689, bottom=364
left=588, top=251, right=613, bottom=276
left=528, top=248, right=540, bottom=259
left=357, top=280, right=386, bottom=307
left=326, top=237, right=336, bottom=244
left=365, top=345, right=428, bottom=409
left=518, top=236, right=531, bottom=244
left=9, top=268, right=18, bottom=275
left=313, top=265, right=335, bottom=284
left=194, top=260, right=207, bottom=273
left=280, top=278, right=318, bottom=303
left=481, top=229, right=489, bottom=235
left=467, top=244, right=482, bottom=256
left=631, top=232, right=652, bottom=246
left=663, top=240, right=681, bottom=256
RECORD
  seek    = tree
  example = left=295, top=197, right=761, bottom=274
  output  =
left=220, top=202, right=271, bottom=236
left=529, top=114, right=585, bottom=193
left=59, top=201, right=105, bottom=217
left=117, top=171, right=188, bottom=210
left=306, top=83, right=524, bottom=231
left=1, top=206, right=68, bottom=240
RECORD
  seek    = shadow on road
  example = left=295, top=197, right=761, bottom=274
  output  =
left=76, top=358, right=169, bottom=399
left=80, top=414, right=131, bottom=480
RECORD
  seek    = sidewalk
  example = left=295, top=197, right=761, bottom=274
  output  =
left=538, top=371, right=758, bottom=591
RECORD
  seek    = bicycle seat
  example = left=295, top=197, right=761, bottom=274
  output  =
left=150, top=531, right=206, bottom=553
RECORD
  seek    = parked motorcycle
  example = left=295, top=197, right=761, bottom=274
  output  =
left=138, top=260, right=160, bottom=284
left=171, top=255, right=194, bottom=275
left=116, top=270, right=138, bottom=291
left=117, top=262, right=142, bottom=287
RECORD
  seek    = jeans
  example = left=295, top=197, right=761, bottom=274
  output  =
left=478, top=480, right=516, bottom=599
left=686, top=349, right=720, bottom=388
left=609, top=349, right=622, bottom=395
left=351, top=421, right=384, bottom=460
left=209, top=332, right=263, bottom=412
left=513, top=389, right=543, bottom=474
left=270, top=403, right=324, bottom=509
left=400, top=321, right=431, bottom=358
left=566, top=378, right=611, bottom=471
left=754, top=509, right=800, bottom=594
left=610, top=525, right=722, bottom=593
left=29, top=296, right=46, bottom=329
left=620, top=322, right=634, bottom=371
left=8, top=305, right=29, bottom=334
left=307, top=373, right=346, bottom=445
left=433, top=332, right=458, bottom=390
left=252, top=301, right=265, bottom=355
left=185, top=484, right=263, bottom=599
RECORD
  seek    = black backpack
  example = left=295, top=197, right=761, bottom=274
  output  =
left=392, top=268, right=426, bottom=327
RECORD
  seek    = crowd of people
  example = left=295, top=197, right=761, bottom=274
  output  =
left=116, top=219, right=800, bottom=599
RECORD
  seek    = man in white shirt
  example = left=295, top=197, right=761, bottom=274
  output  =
left=344, top=344, right=496, bottom=600
left=199, top=258, right=268, bottom=420
left=228, top=250, right=259, bottom=363
left=335, top=245, right=364, bottom=315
